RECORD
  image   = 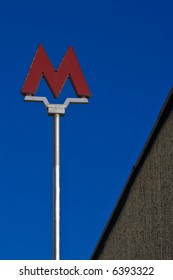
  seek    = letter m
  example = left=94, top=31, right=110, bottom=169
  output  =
left=21, top=45, right=91, bottom=99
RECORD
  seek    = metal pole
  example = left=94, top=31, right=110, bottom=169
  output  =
left=24, top=96, right=89, bottom=260
left=53, top=113, right=60, bottom=260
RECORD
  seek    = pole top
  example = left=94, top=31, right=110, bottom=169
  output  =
left=24, top=96, right=88, bottom=116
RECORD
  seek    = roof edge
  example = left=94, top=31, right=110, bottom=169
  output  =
left=91, top=86, right=173, bottom=259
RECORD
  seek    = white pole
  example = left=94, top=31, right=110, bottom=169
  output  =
left=53, top=113, right=60, bottom=260
left=24, top=96, right=88, bottom=260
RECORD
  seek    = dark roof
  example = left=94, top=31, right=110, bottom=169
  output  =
left=91, top=87, right=173, bottom=259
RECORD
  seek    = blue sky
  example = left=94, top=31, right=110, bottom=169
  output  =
left=0, top=0, right=173, bottom=260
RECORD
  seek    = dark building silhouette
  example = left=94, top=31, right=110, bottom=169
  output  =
left=92, top=87, right=173, bottom=260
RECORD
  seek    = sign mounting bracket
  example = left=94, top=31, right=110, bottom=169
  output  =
left=24, top=96, right=88, bottom=116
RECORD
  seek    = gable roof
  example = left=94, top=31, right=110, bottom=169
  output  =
left=91, top=87, right=173, bottom=259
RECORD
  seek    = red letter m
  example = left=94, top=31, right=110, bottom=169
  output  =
left=21, top=45, right=91, bottom=99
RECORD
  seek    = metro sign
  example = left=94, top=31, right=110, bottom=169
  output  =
left=21, top=45, right=91, bottom=260
left=21, top=45, right=91, bottom=99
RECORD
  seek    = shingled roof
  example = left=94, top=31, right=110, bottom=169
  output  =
left=91, top=87, right=173, bottom=259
